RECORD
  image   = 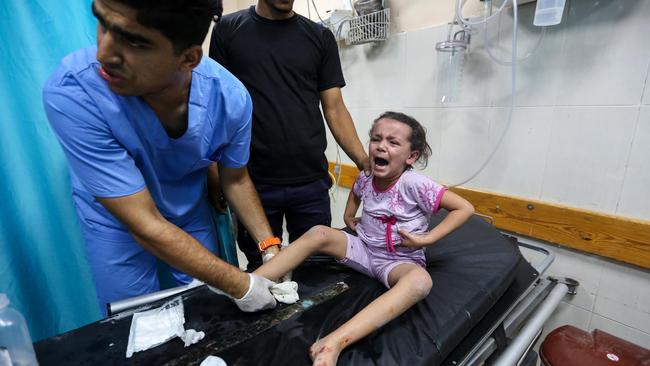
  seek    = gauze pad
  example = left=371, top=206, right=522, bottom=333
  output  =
left=126, top=296, right=204, bottom=358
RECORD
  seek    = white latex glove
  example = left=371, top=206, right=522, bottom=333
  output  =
left=262, top=251, right=276, bottom=263
left=207, top=273, right=276, bottom=312
left=231, top=273, right=277, bottom=312
left=261, top=252, right=292, bottom=282
left=207, top=274, right=277, bottom=312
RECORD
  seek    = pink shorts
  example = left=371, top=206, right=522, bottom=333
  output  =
left=338, top=232, right=426, bottom=288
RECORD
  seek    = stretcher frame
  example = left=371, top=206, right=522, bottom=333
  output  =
left=106, top=237, right=577, bottom=366
left=35, top=212, right=579, bottom=365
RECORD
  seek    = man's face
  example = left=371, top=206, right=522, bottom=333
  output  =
left=264, top=0, right=295, bottom=14
left=92, top=0, right=183, bottom=97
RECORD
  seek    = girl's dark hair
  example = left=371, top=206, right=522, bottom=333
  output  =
left=371, top=111, right=432, bottom=169
left=113, top=0, right=223, bottom=54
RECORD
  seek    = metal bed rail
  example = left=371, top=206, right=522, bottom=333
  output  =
left=493, top=282, right=569, bottom=366
left=461, top=241, right=578, bottom=366
left=107, top=280, right=203, bottom=317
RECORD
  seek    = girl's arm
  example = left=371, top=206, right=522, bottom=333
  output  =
left=399, top=190, right=475, bottom=247
left=343, top=190, right=362, bottom=231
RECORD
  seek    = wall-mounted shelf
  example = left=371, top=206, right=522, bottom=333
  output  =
left=345, top=8, right=390, bottom=46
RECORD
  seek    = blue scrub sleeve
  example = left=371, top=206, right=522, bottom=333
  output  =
left=213, top=89, right=252, bottom=168
left=43, top=78, right=145, bottom=198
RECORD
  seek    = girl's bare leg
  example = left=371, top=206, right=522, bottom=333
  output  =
left=254, top=225, right=348, bottom=282
left=309, top=264, right=432, bottom=366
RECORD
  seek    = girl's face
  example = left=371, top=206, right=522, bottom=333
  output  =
left=369, top=118, right=420, bottom=186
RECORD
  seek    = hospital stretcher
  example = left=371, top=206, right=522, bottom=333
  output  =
left=34, top=212, right=576, bottom=365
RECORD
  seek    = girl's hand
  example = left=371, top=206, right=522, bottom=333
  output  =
left=398, top=229, right=431, bottom=248
left=345, top=216, right=361, bottom=232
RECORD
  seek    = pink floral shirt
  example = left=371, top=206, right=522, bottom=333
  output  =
left=352, top=170, right=447, bottom=256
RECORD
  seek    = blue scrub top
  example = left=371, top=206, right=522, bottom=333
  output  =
left=43, top=46, right=252, bottom=238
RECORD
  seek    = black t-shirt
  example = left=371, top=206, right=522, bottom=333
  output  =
left=210, top=6, right=345, bottom=185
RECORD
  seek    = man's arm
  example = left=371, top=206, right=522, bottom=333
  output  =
left=320, top=87, right=370, bottom=174
left=97, top=189, right=250, bottom=298
left=218, top=165, right=279, bottom=256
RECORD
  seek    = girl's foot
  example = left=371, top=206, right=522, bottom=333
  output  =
left=309, top=335, right=344, bottom=366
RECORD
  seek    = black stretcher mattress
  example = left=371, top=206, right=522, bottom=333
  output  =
left=35, top=213, right=537, bottom=365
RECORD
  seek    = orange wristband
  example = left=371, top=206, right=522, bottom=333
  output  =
left=257, top=236, right=281, bottom=252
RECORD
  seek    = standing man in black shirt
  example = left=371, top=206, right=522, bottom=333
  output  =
left=210, top=0, right=369, bottom=270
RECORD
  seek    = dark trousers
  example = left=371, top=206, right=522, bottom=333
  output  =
left=237, top=176, right=332, bottom=271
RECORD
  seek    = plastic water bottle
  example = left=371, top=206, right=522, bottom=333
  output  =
left=0, top=294, right=38, bottom=366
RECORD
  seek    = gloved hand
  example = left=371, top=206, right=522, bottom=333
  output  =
left=262, top=252, right=292, bottom=282
left=207, top=273, right=277, bottom=312
left=232, top=273, right=277, bottom=312
left=262, top=251, right=276, bottom=263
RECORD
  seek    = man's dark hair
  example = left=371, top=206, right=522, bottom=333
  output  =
left=114, top=0, right=223, bottom=53
left=371, top=111, right=432, bottom=169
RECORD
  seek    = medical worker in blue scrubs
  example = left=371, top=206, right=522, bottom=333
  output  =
left=42, top=0, right=280, bottom=315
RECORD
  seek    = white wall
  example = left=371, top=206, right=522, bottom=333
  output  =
left=518, top=235, right=650, bottom=350
left=224, top=0, right=484, bottom=32
left=329, top=0, right=650, bottom=221
left=328, top=0, right=650, bottom=349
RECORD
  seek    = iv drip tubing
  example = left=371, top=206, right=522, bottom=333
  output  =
left=310, top=0, right=326, bottom=23
left=456, top=0, right=510, bottom=26
left=483, top=19, right=546, bottom=66
left=448, top=0, right=518, bottom=188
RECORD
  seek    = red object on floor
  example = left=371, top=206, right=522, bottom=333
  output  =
left=540, top=325, right=650, bottom=366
